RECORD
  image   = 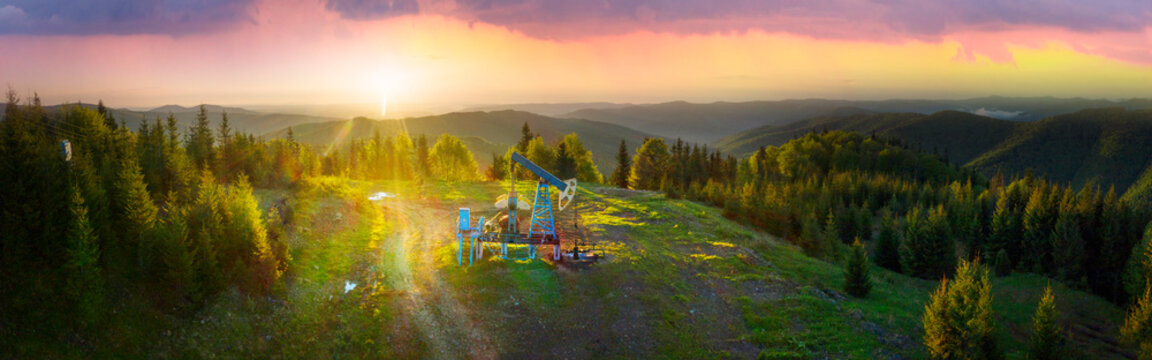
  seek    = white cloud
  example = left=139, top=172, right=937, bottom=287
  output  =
left=971, top=108, right=1024, bottom=119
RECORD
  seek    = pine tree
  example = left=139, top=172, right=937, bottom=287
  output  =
left=1124, top=280, right=1152, bottom=360
left=113, top=155, right=158, bottom=272
left=555, top=141, right=577, bottom=179
left=822, top=210, right=841, bottom=261
left=845, top=238, right=872, bottom=297
left=64, top=186, right=103, bottom=328
left=416, top=134, right=431, bottom=177
left=874, top=212, right=902, bottom=272
left=1027, top=286, right=1061, bottom=360
left=217, top=111, right=232, bottom=177
left=628, top=138, right=670, bottom=191
left=185, top=104, right=215, bottom=170
left=97, top=99, right=116, bottom=129
left=157, top=191, right=194, bottom=307
left=923, top=259, right=1001, bottom=360
left=517, top=122, right=533, bottom=153
left=902, top=206, right=956, bottom=280
left=486, top=152, right=508, bottom=181
left=611, top=139, right=631, bottom=188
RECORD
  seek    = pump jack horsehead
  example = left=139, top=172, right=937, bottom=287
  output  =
left=456, top=151, right=579, bottom=266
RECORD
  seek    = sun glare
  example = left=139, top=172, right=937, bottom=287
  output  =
left=381, top=93, right=388, bottom=117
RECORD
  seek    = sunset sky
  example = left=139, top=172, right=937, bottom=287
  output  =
left=1, top=0, right=1150, bottom=111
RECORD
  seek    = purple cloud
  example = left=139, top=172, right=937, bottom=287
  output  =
left=325, top=0, right=420, bottom=20
left=322, top=0, right=1152, bottom=41
left=0, top=0, right=256, bottom=35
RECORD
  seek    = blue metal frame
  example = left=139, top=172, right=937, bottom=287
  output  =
left=527, top=182, right=557, bottom=243
left=456, top=151, right=567, bottom=266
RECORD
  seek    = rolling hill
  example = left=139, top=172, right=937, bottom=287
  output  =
left=717, top=108, right=1152, bottom=197
left=561, top=97, right=1152, bottom=144
left=42, top=103, right=341, bottom=137
left=265, top=110, right=660, bottom=176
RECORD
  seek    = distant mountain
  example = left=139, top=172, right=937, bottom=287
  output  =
left=717, top=108, right=1152, bottom=197
left=967, top=108, right=1152, bottom=196
left=460, top=102, right=631, bottom=117
left=266, top=110, right=658, bottom=176
left=718, top=111, right=1019, bottom=165
left=43, top=103, right=340, bottom=137
left=561, top=97, right=1152, bottom=144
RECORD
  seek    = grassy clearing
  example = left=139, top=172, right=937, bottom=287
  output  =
left=80, top=179, right=1130, bottom=358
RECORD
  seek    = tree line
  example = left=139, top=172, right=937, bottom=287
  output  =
left=610, top=131, right=1152, bottom=358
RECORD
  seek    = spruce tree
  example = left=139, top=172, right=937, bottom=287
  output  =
left=486, top=152, right=508, bottom=181
left=516, top=122, right=533, bottom=153
left=628, top=138, right=670, bottom=191
left=185, top=104, right=215, bottom=170
left=1027, top=286, right=1061, bottom=360
left=1124, top=282, right=1152, bottom=360
left=901, top=206, right=956, bottom=280
left=923, top=259, right=1000, bottom=360
left=113, top=155, right=158, bottom=272
left=822, top=210, right=841, bottom=261
left=611, top=139, right=631, bottom=188
left=555, top=141, right=577, bottom=180
left=416, top=134, right=431, bottom=177
left=874, top=212, right=902, bottom=272
left=64, top=186, right=103, bottom=328
left=845, top=238, right=872, bottom=297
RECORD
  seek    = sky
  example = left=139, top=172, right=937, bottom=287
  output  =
left=0, top=0, right=1150, bottom=112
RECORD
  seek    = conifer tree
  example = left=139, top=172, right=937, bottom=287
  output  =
left=555, top=141, right=577, bottom=179
left=1027, top=286, right=1061, bottom=360
left=611, top=139, right=631, bottom=188
left=874, top=212, right=902, bottom=272
left=1124, top=283, right=1152, bottom=360
left=64, top=186, right=103, bottom=328
left=822, top=210, right=841, bottom=261
left=517, top=122, right=533, bottom=153
left=628, top=138, right=670, bottom=191
left=845, top=238, right=872, bottom=297
left=416, top=134, right=431, bottom=177
left=923, top=259, right=1000, bottom=360
left=113, top=154, right=158, bottom=272
left=157, top=191, right=194, bottom=306
left=185, top=104, right=215, bottom=169
left=486, top=152, right=508, bottom=181
left=901, top=206, right=956, bottom=280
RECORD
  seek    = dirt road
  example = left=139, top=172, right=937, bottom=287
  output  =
left=381, top=199, right=496, bottom=360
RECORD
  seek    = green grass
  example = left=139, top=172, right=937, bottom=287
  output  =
left=72, top=179, right=1130, bottom=358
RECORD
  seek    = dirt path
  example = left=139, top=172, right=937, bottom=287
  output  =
left=382, top=200, right=496, bottom=360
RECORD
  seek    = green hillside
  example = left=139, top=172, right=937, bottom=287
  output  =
left=718, top=108, right=1152, bottom=196
left=717, top=111, right=1019, bottom=165
left=967, top=108, right=1152, bottom=193
left=266, top=110, right=659, bottom=176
